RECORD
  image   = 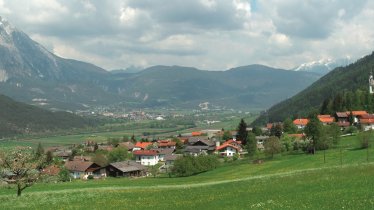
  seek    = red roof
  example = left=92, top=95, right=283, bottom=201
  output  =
left=216, top=144, right=240, bottom=152
left=351, top=111, right=368, bottom=116
left=135, top=142, right=152, bottom=149
left=293, top=119, right=309, bottom=126
left=191, top=131, right=203, bottom=136
left=133, top=150, right=158, bottom=156
left=360, top=114, right=374, bottom=119
left=317, top=115, right=331, bottom=118
left=225, top=139, right=242, bottom=145
left=266, top=123, right=273, bottom=129
left=157, top=140, right=177, bottom=147
left=317, top=115, right=335, bottom=123
left=336, top=112, right=348, bottom=118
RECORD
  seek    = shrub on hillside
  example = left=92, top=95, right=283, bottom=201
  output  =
left=171, top=155, right=219, bottom=177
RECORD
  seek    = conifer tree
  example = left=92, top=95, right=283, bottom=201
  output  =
left=237, top=119, right=248, bottom=145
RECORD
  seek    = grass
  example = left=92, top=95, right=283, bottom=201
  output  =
left=0, top=135, right=374, bottom=209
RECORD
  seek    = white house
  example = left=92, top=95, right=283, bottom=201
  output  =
left=215, top=144, right=240, bottom=157
left=133, top=150, right=159, bottom=166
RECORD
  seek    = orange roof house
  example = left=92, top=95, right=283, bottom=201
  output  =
left=191, top=131, right=203, bottom=136
left=351, top=111, right=368, bottom=116
left=293, top=119, right=309, bottom=128
left=134, top=142, right=153, bottom=150
left=317, top=115, right=335, bottom=124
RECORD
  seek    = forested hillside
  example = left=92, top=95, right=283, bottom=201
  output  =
left=253, top=52, right=374, bottom=125
left=0, top=95, right=95, bottom=137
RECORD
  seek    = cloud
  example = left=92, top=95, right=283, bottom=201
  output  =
left=0, top=0, right=373, bottom=70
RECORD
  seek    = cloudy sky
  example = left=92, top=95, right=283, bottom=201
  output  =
left=1, top=0, right=374, bottom=71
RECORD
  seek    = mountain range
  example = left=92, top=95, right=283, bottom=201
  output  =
left=292, top=57, right=355, bottom=75
left=0, top=17, right=325, bottom=111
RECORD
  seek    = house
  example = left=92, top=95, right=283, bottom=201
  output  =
left=184, top=138, right=215, bottom=156
left=53, top=150, right=72, bottom=161
left=133, top=142, right=153, bottom=151
left=106, top=161, right=147, bottom=177
left=351, top=111, right=368, bottom=124
left=157, top=140, right=176, bottom=149
left=317, top=115, right=335, bottom=125
left=160, top=154, right=182, bottom=172
left=255, top=136, right=269, bottom=150
left=154, top=148, right=174, bottom=161
left=64, top=161, right=106, bottom=179
left=288, top=133, right=305, bottom=139
left=216, top=144, right=241, bottom=157
left=41, top=165, right=61, bottom=176
left=293, top=119, right=309, bottom=129
left=133, top=150, right=159, bottom=166
left=359, top=114, right=374, bottom=131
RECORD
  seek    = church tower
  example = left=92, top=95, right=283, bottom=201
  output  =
left=369, top=72, right=374, bottom=94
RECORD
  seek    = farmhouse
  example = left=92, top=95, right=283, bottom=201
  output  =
left=64, top=161, right=106, bottom=179
left=216, top=144, right=240, bottom=157
left=359, top=114, right=374, bottom=131
left=133, top=150, right=159, bottom=166
left=293, top=118, right=309, bottom=129
left=184, top=138, right=215, bottom=156
left=106, top=161, right=147, bottom=177
left=157, top=140, right=176, bottom=149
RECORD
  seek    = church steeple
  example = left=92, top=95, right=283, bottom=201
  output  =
left=369, top=71, right=374, bottom=94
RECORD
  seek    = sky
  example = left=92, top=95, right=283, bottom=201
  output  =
left=1, top=0, right=374, bottom=71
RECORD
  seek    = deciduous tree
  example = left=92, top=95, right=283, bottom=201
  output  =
left=264, top=136, right=282, bottom=158
left=0, top=148, right=41, bottom=196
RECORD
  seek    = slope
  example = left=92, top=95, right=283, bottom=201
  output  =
left=0, top=94, right=95, bottom=138
left=253, top=52, right=374, bottom=125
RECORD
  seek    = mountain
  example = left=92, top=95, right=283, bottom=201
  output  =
left=111, top=65, right=321, bottom=109
left=293, top=57, right=354, bottom=75
left=253, top=52, right=374, bottom=125
left=0, top=16, right=122, bottom=111
left=0, top=17, right=322, bottom=111
left=0, top=94, right=95, bottom=138
left=111, top=66, right=144, bottom=74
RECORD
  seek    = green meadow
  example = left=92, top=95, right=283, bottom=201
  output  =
left=0, top=135, right=373, bottom=209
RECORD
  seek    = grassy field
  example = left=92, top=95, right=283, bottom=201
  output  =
left=0, top=135, right=373, bottom=209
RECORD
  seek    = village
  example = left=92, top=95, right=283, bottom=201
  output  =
left=37, top=109, right=373, bottom=181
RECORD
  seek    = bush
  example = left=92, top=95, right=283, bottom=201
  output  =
left=58, top=168, right=71, bottom=182
left=87, top=175, right=94, bottom=180
left=171, top=155, right=219, bottom=177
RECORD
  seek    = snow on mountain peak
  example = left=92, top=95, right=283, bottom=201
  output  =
left=293, top=57, right=354, bottom=75
left=0, top=16, right=16, bottom=35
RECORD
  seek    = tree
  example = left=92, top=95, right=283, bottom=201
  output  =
left=283, top=118, right=297, bottom=134
left=108, top=146, right=128, bottom=163
left=328, top=123, right=341, bottom=146
left=246, top=132, right=257, bottom=158
left=45, top=150, right=53, bottom=164
left=237, top=119, right=248, bottom=145
left=0, top=148, right=41, bottom=196
left=222, top=130, right=232, bottom=141
left=35, top=142, right=44, bottom=158
left=92, top=153, right=109, bottom=166
left=304, top=115, right=324, bottom=153
left=270, top=123, right=283, bottom=139
left=58, top=167, right=71, bottom=182
left=252, top=126, right=262, bottom=136
left=108, top=138, right=119, bottom=147
left=130, top=134, right=136, bottom=143
left=264, top=136, right=282, bottom=158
